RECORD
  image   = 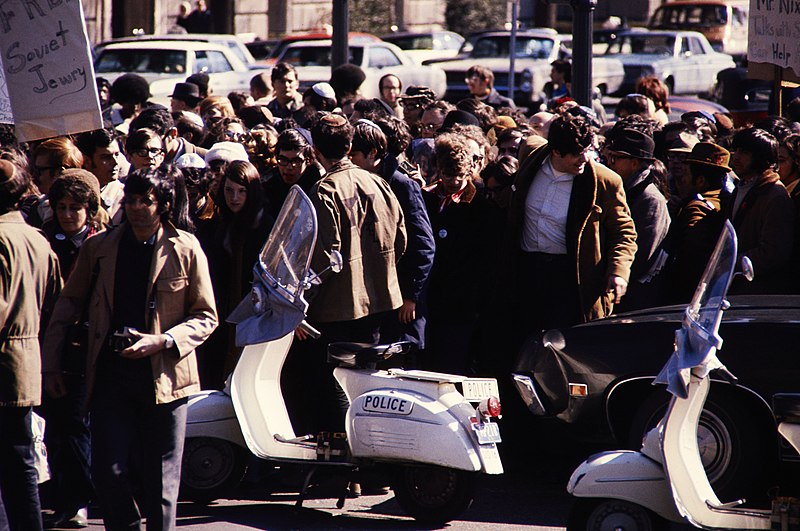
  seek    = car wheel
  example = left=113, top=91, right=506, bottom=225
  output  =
left=391, top=465, right=475, bottom=524
left=628, top=390, right=775, bottom=502
left=664, top=77, right=675, bottom=96
left=568, top=498, right=664, bottom=531
left=180, top=437, right=249, bottom=504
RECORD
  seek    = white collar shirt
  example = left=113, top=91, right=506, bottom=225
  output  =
left=520, top=155, right=575, bottom=254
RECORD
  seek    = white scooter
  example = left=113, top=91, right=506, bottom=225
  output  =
left=179, top=186, right=504, bottom=524
left=566, top=220, right=800, bottom=530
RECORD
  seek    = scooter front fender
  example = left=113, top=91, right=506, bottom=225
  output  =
left=185, top=390, right=247, bottom=448
left=568, top=450, right=683, bottom=523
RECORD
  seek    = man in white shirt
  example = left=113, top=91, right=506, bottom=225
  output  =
left=508, top=114, right=637, bottom=333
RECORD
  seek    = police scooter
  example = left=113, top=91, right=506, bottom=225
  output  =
left=180, top=186, right=504, bottom=524
left=566, top=221, right=800, bottom=530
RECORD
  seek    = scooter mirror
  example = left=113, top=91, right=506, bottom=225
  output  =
left=330, top=250, right=344, bottom=274
left=739, top=256, right=754, bottom=282
left=542, top=329, right=566, bottom=350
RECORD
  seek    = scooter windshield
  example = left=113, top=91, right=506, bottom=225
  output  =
left=257, top=186, right=317, bottom=304
left=655, top=221, right=738, bottom=397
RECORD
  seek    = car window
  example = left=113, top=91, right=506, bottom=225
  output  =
left=280, top=46, right=364, bottom=67
left=471, top=36, right=554, bottom=59
left=95, top=49, right=188, bottom=74
left=688, top=37, right=705, bottom=55
left=368, top=46, right=402, bottom=68
left=388, top=35, right=434, bottom=50
left=221, top=40, right=248, bottom=64
left=607, top=35, right=675, bottom=56
left=195, top=50, right=234, bottom=73
left=679, top=37, right=690, bottom=56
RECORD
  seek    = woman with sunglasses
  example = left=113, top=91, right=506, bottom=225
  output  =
left=262, top=128, right=321, bottom=219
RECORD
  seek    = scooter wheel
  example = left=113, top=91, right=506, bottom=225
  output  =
left=391, top=465, right=476, bottom=524
left=180, top=437, right=248, bottom=504
left=569, top=498, right=664, bottom=531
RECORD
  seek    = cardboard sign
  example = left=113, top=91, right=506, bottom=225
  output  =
left=0, top=0, right=103, bottom=141
left=748, top=0, right=800, bottom=77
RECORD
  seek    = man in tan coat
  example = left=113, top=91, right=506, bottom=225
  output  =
left=0, top=160, right=61, bottom=531
left=509, top=114, right=637, bottom=334
left=43, top=167, right=217, bottom=531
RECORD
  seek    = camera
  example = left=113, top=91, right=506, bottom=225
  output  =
left=110, top=327, right=137, bottom=353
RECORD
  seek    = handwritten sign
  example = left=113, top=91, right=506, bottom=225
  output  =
left=748, top=0, right=800, bottom=77
left=0, top=0, right=102, bottom=141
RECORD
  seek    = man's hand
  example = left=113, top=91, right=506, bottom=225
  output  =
left=43, top=372, right=67, bottom=399
left=120, top=331, right=169, bottom=359
left=398, top=299, right=416, bottom=324
left=294, top=325, right=310, bottom=341
left=606, top=275, right=628, bottom=304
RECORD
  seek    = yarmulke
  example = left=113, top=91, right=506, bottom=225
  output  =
left=175, top=153, right=207, bottom=169
left=311, top=82, right=337, bottom=100
left=320, top=113, right=348, bottom=127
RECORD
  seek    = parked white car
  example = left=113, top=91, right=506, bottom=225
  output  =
left=94, top=40, right=269, bottom=106
left=603, top=30, right=736, bottom=95
left=274, top=40, right=447, bottom=99
left=429, top=29, right=625, bottom=109
left=381, top=31, right=465, bottom=64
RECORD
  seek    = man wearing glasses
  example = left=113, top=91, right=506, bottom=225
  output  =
left=419, top=101, right=454, bottom=138
left=398, top=86, right=436, bottom=135
left=43, top=168, right=217, bottom=531
left=508, top=113, right=636, bottom=335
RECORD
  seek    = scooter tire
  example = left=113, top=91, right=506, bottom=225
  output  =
left=391, top=465, right=476, bottom=524
left=180, top=437, right=249, bottom=504
left=568, top=498, right=664, bottom=531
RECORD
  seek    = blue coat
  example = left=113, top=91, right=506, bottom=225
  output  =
left=381, top=156, right=435, bottom=347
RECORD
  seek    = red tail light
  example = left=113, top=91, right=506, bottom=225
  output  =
left=479, top=396, right=502, bottom=418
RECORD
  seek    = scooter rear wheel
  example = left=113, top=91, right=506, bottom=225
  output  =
left=392, top=465, right=476, bottom=524
left=180, top=437, right=248, bottom=504
left=569, top=498, right=664, bottom=531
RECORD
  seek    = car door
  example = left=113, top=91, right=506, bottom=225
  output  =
left=365, top=44, right=416, bottom=98
left=195, top=48, right=249, bottom=94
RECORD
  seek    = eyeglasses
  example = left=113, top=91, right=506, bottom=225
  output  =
left=400, top=100, right=424, bottom=110
left=277, top=156, right=306, bottom=168
left=131, top=147, right=165, bottom=158
left=122, top=195, right=156, bottom=207
left=225, top=131, right=252, bottom=143
left=465, top=75, right=484, bottom=84
left=420, top=122, right=440, bottom=131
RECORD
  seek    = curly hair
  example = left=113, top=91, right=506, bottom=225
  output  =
left=435, top=132, right=473, bottom=178
left=547, top=114, right=595, bottom=156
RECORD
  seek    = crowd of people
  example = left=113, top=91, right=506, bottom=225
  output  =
left=3, top=56, right=800, bottom=530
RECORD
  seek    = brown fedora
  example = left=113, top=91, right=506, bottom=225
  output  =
left=684, top=142, right=731, bottom=172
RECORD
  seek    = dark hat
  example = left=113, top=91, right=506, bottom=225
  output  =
left=169, top=82, right=202, bottom=106
left=608, top=128, right=655, bottom=160
left=329, top=64, right=366, bottom=95
left=110, top=73, right=151, bottom=105
left=186, top=73, right=210, bottom=97
left=400, top=85, right=436, bottom=101
left=440, top=110, right=480, bottom=131
left=684, top=142, right=731, bottom=171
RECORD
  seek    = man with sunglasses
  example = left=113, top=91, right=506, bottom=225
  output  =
left=129, top=107, right=208, bottom=165
left=508, top=113, right=637, bottom=337
left=398, top=86, right=436, bottom=135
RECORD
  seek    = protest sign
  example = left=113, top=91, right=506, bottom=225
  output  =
left=0, top=0, right=103, bottom=141
left=748, top=0, right=800, bottom=77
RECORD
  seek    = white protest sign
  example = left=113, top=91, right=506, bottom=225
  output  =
left=748, top=0, right=800, bottom=77
left=0, top=0, right=103, bottom=141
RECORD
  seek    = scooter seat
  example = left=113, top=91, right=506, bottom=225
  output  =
left=773, top=394, right=800, bottom=422
left=327, top=341, right=412, bottom=368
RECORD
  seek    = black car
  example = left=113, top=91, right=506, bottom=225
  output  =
left=512, top=295, right=800, bottom=501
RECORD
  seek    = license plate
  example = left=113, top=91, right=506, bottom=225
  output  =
left=462, top=378, right=499, bottom=401
left=472, top=420, right=502, bottom=445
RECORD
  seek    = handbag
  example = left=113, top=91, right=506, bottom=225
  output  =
left=60, top=262, right=100, bottom=377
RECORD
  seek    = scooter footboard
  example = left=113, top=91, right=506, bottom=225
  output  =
left=186, top=391, right=247, bottom=447
left=346, top=389, right=502, bottom=473
left=568, top=450, right=683, bottom=522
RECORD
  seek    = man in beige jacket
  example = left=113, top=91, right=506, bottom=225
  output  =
left=43, top=167, right=217, bottom=531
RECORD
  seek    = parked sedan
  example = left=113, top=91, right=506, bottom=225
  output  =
left=273, top=40, right=447, bottom=98
left=512, top=295, right=800, bottom=502
left=429, top=30, right=625, bottom=109
left=381, top=31, right=465, bottom=64
left=94, top=41, right=269, bottom=106
left=603, top=29, right=736, bottom=95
